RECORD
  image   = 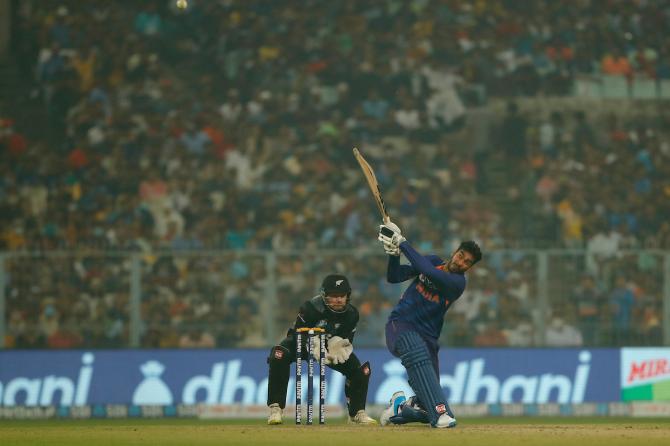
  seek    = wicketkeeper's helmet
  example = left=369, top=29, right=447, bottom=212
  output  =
left=320, top=274, right=352, bottom=312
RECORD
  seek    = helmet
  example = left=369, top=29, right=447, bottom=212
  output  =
left=321, top=274, right=352, bottom=296
left=320, top=274, right=351, bottom=312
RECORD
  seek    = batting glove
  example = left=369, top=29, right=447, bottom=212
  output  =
left=384, top=221, right=402, bottom=234
left=378, top=235, right=400, bottom=256
left=378, top=226, right=406, bottom=245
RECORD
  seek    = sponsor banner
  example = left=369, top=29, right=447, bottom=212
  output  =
left=630, top=402, right=670, bottom=417
left=0, top=348, right=619, bottom=407
left=449, top=403, right=489, bottom=417
left=620, top=348, right=670, bottom=401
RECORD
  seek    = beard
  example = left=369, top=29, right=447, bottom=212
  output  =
left=446, top=261, right=462, bottom=273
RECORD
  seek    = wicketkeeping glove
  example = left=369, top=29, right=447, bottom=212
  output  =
left=309, top=335, right=327, bottom=363
left=326, top=336, right=353, bottom=365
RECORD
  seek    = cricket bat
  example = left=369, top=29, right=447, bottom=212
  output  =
left=352, top=147, right=390, bottom=224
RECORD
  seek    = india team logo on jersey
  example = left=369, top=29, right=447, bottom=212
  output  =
left=416, top=274, right=444, bottom=305
left=418, top=273, right=436, bottom=290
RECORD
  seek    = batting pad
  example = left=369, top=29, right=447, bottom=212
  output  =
left=396, top=331, right=451, bottom=425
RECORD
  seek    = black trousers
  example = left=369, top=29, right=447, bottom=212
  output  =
left=266, top=335, right=371, bottom=417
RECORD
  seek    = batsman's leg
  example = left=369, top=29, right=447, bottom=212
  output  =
left=396, top=331, right=455, bottom=427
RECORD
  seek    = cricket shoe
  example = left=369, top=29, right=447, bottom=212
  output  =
left=349, top=410, right=378, bottom=425
left=434, top=412, right=457, bottom=429
left=380, top=391, right=406, bottom=426
left=267, top=403, right=283, bottom=425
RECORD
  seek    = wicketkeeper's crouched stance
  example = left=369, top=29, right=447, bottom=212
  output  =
left=266, top=274, right=377, bottom=425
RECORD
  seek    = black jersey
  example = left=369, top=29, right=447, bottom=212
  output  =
left=289, top=295, right=359, bottom=342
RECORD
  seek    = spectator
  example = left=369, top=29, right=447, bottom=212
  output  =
left=601, top=48, right=632, bottom=77
left=473, top=321, right=508, bottom=347
left=610, top=275, right=635, bottom=345
left=545, top=313, right=583, bottom=347
left=3, top=0, right=669, bottom=350
left=570, top=275, right=603, bottom=346
left=500, top=102, right=528, bottom=163
left=178, top=327, right=216, bottom=348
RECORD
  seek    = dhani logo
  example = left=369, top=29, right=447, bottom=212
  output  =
left=627, top=358, right=670, bottom=384
left=0, top=353, right=94, bottom=406
left=376, top=351, right=593, bottom=404
left=438, top=352, right=592, bottom=404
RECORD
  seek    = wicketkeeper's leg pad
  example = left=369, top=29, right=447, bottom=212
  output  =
left=267, top=345, right=291, bottom=408
left=345, top=360, right=371, bottom=417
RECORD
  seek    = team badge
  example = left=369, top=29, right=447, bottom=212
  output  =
left=419, top=273, right=436, bottom=290
left=435, top=404, right=446, bottom=414
left=274, top=349, right=284, bottom=359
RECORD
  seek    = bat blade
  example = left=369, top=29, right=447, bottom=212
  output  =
left=353, top=147, right=390, bottom=224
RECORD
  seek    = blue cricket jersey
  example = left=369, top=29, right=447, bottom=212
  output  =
left=387, top=241, right=466, bottom=340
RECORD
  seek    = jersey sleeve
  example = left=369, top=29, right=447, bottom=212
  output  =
left=387, top=254, right=418, bottom=283
left=293, top=301, right=319, bottom=330
left=399, top=241, right=465, bottom=296
left=341, top=308, right=359, bottom=343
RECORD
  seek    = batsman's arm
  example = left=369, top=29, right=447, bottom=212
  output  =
left=399, top=241, right=465, bottom=296
left=387, top=254, right=418, bottom=283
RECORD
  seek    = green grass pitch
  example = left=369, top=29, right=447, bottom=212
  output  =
left=2, top=417, right=670, bottom=446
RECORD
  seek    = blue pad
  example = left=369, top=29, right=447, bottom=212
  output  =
left=396, top=331, right=453, bottom=425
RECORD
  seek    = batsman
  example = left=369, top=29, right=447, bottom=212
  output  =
left=266, top=274, right=377, bottom=425
left=377, top=222, right=482, bottom=428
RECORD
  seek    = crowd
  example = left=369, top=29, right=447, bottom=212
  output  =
left=1, top=0, right=669, bottom=349
left=3, top=248, right=663, bottom=349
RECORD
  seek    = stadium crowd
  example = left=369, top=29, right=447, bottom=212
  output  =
left=1, top=0, right=669, bottom=349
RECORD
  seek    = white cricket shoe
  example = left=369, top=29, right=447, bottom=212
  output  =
left=267, top=403, right=283, bottom=425
left=349, top=410, right=378, bottom=425
left=435, top=412, right=457, bottom=429
left=380, top=391, right=406, bottom=426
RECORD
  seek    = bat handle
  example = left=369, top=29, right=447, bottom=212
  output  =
left=382, top=216, right=390, bottom=225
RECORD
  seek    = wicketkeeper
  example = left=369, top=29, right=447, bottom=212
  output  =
left=266, top=274, right=377, bottom=425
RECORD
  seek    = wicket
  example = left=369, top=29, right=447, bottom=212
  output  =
left=295, top=327, right=326, bottom=425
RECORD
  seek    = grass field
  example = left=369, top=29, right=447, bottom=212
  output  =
left=2, top=417, right=670, bottom=446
